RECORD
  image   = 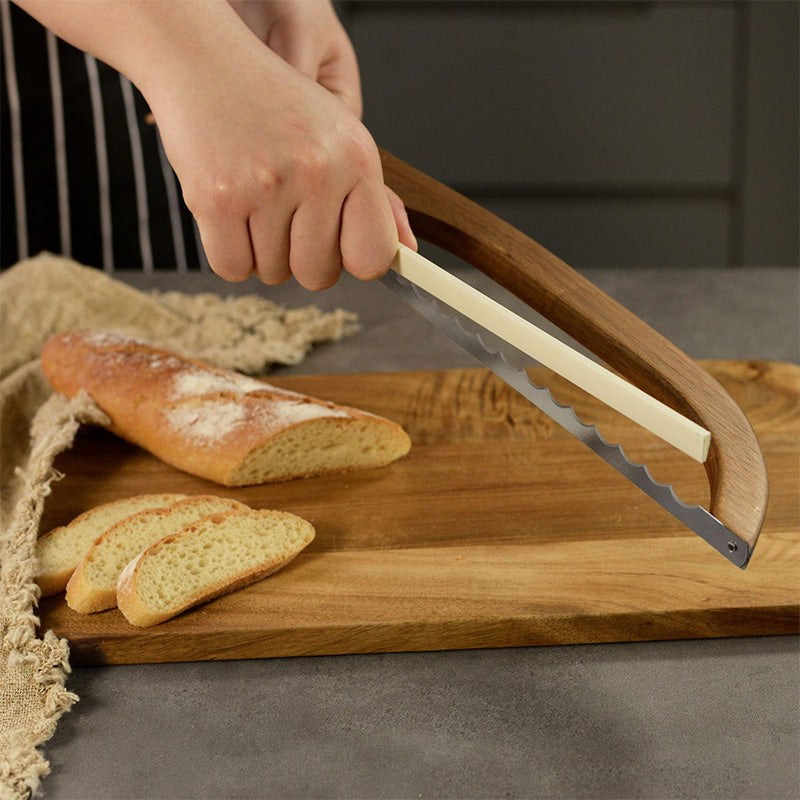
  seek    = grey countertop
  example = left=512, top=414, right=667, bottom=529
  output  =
left=43, top=259, right=799, bottom=799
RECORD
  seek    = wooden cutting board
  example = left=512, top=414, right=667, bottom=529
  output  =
left=37, top=360, right=799, bottom=665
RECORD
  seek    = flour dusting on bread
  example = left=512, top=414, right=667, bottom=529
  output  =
left=163, top=400, right=249, bottom=443
left=41, top=330, right=411, bottom=486
left=170, top=368, right=267, bottom=398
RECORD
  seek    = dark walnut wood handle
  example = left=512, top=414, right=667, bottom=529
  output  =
left=381, top=148, right=768, bottom=551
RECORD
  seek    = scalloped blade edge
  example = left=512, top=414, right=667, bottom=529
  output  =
left=380, top=270, right=751, bottom=568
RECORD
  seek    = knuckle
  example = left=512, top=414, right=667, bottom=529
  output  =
left=293, top=142, right=330, bottom=190
left=183, top=175, right=238, bottom=217
left=252, top=162, right=282, bottom=194
left=290, top=122, right=378, bottom=191
left=208, top=177, right=237, bottom=214
left=342, top=124, right=378, bottom=175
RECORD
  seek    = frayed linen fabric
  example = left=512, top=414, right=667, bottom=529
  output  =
left=0, top=253, right=359, bottom=798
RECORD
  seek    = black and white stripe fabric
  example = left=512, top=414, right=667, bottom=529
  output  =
left=1, top=0, right=210, bottom=272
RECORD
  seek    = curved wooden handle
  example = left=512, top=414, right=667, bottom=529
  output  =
left=381, top=149, right=768, bottom=550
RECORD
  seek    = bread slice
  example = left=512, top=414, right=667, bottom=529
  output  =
left=65, top=495, right=249, bottom=613
left=35, top=493, right=187, bottom=596
left=116, top=509, right=315, bottom=627
left=40, top=330, right=411, bottom=486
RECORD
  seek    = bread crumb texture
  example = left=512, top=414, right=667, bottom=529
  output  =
left=65, top=495, right=247, bottom=613
left=35, top=493, right=187, bottom=596
left=231, top=416, right=410, bottom=485
left=117, top=509, right=315, bottom=627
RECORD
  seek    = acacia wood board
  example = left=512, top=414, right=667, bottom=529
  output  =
left=36, top=360, right=799, bottom=665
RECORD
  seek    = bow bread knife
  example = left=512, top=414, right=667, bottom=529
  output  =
left=379, top=150, right=768, bottom=569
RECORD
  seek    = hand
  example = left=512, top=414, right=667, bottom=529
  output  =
left=16, top=0, right=416, bottom=288
left=229, top=0, right=363, bottom=117
left=151, top=35, right=415, bottom=289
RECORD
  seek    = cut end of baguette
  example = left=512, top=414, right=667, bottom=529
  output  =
left=116, top=509, right=315, bottom=627
left=227, top=416, right=412, bottom=486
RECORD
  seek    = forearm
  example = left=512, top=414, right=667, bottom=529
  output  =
left=13, top=0, right=263, bottom=99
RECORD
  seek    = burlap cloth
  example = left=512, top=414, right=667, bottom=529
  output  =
left=0, top=253, right=359, bottom=799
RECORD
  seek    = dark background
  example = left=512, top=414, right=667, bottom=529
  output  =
left=338, top=0, right=799, bottom=269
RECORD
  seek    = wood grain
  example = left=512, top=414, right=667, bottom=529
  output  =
left=381, top=150, right=769, bottom=553
left=36, top=361, right=799, bottom=665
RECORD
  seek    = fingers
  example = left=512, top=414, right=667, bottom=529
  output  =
left=288, top=198, right=343, bottom=291
left=196, top=171, right=415, bottom=289
left=201, top=190, right=414, bottom=289
left=385, top=186, right=418, bottom=252
left=339, top=178, right=399, bottom=281
left=182, top=91, right=411, bottom=288
left=248, top=202, right=292, bottom=285
left=265, top=181, right=415, bottom=290
left=195, top=213, right=253, bottom=282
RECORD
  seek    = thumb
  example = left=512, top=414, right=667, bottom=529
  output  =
left=266, top=21, right=362, bottom=118
left=266, top=22, right=319, bottom=81
left=385, top=187, right=418, bottom=252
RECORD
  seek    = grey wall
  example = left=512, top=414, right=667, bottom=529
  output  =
left=339, top=1, right=799, bottom=268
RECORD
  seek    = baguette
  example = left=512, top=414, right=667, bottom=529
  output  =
left=116, top=508, right=315, bottom=627
left=40, top=330, right=411, bottom=486
left=65, top=495, right=249, bottom=613
left=35, top=493, right=187, bottom=596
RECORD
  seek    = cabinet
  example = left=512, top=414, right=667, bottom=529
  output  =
left=342, top=1, right=799, bottom=267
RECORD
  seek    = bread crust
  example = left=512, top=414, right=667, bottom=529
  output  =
left=40, top=330, right=410, bottom=485
left=35, top=558, right=73, bottom=598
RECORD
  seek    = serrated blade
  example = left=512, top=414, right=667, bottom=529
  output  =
left=380, top=268, right=751, bottom=568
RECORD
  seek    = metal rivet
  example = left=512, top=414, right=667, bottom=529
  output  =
left=728, top=542, right=738, bottom=553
